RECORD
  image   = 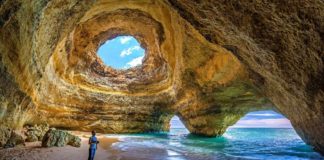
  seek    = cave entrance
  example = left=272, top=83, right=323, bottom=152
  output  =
left=230, top=110, right=293, bottom=128
left=223, top=110, right=318, bottom=158
left=97, top=36, right=145, bottom=70
left=169, top=115, right=189, bottom=134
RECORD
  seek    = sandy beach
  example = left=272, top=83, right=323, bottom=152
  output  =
left=0, top=132, right=119, bottom=160
left=1, top=129, right=322, bottom=160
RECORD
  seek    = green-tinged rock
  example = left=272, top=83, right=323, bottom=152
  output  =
left=67, top=135, right=82, bottom=147
left=26, top=133, right=38, bottom=142
left=41, top=129, right=81, bottom=148
left=25, top=124, right=49, bottom=142
left=0, top=126, right=11, bottom=147
left=4, top=130, right=25, bottom=148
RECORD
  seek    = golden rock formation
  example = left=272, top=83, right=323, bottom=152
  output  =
left=0, top=0, right=323, bottom=154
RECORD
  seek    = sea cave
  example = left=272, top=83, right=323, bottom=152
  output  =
left=0, top=0, right=323, bottom=159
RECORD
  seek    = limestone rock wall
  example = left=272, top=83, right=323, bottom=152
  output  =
left=0, top=0, right=323, bottom=155
left=167, top=0, right=324, bottom=153
left=0, top=55, right=35, bottom=129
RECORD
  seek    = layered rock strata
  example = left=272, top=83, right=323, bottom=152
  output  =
left=0, top=0, right=323, bottom=154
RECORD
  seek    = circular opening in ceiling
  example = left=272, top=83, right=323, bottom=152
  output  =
left=97, top=36, right=145, bottom=70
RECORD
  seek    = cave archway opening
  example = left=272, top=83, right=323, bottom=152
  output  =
left=230, top=110, right=293, bottom=129
left=169, top=115, right=189, bottom=135
left=97, top=36, right=145, bottom=70
left=223, top=110, right=318, bottom=157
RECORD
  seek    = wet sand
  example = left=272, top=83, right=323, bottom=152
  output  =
left=0, top=132, right=119, bottom=160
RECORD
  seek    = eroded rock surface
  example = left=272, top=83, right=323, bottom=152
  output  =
left=25, top=124, right=49, bottom=142
left=4, top=130, right=25, bottom=148
left=167, top=0, right=324, bottom=153
left=0, top=126, right=11, bottom=147
left=42, top=129, right=81, bottom=148
left=0, top=0, right=323, bottom=155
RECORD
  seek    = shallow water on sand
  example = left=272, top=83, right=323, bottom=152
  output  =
left=106, top=128, right=323, bottom=160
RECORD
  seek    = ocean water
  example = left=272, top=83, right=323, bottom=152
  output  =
left=106, top=128, right=323, bottom=160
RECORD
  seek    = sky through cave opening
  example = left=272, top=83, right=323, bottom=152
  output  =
left=97, top=36, right=145, bottom=70
left=230, top=110, right=293, bottom=128
left=170, top=116, right=189, bottom=134
left=170, top=110, right=294, bottom=132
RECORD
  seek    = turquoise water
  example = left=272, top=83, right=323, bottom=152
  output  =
left=106, top=128, right=323, bottom=160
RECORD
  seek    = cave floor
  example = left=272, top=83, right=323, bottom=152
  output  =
left=0, top=132, right=116, bottom=160
left=1, top=129, right=323, bottom=160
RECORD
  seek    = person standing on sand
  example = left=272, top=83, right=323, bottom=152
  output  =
left=88, top=130, right=99, bottom=160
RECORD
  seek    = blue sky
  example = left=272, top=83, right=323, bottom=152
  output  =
left=97, top=36, right=145, bottom=69
left=230, top=110, right=292, bottom=128
left=170, top=110, right=292, bottom=129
